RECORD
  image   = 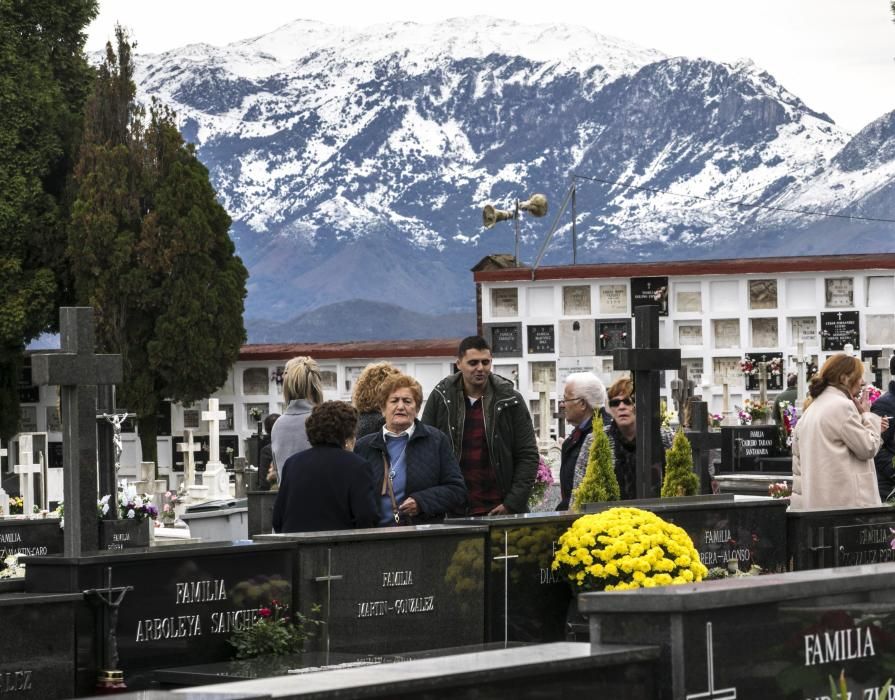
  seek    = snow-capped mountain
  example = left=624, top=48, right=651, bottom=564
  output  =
left=130, top=17, right=895, bottom=341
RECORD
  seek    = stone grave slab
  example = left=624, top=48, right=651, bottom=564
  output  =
left=787, top=506, right=895, bottom=570
left=21, top=541, right=295, bottom=693
left=0, top=591, right=83, bottom=699
left=719, top=425, right=781, bottom=472
left=526, top=324, right=555, bottom=354
left=255, top=525, right=487, bottom=656
left=0, top=518, right=64, bottom=562
left=579, top=562, right=895, bottom=700
left=483, top=323, right=522, bottom=357
left=247, top=491, right=277, bottom=537
left=820, top=310, right=860, bottom=351
left=630, top=276, right=668, bottom=316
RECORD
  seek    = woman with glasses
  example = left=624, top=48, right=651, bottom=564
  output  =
left=571, top=375, right=674, bottom=501
left=556, top=372, right=606, bottom=510
left=272, top=401, right=378, bottom=533
left=789, top=353, right=888, bottom=510
left=354, top=373, right=467, bottom=525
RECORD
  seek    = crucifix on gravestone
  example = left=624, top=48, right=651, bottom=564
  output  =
left=32, top=307, right=123, bottom=556
left=14, top=435, right=41, bottom=515
left=612, top=305, right=682, bottom=499
left=84, top=566, right=133, bottom=692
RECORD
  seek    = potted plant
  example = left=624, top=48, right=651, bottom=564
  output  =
left=98, top=488, right=157, bottom=550
left=527, top=456, right=556, bottom=511
left=571, top=430, right=619, bottom=512
left=661, top=430, right=700, bottom=497
left=159, top=490, right=183, bottom=528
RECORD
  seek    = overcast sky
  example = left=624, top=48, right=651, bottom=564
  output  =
left=86, top=0, right=895, bottom=132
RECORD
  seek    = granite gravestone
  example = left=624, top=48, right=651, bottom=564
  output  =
left=820, top=310, right=860, bottom=351
left=484, top=323, right=523, bottom=357
left=787, top=506, right=895, bottom=570
left=23, top=540, right=295, bottom=692
left=31, top=307, right=123, bottom=556
left=580, top=564, right=895, bottom=700
left=630, top=277, right=669, bottom=316
left=744, top=353, right=783, bottom=392
left=685, top=402, right=723, bottom=494
left=596, top=319, right=631, bottom=355
left=256, top=526, right=487, bottom=656
left=526, top=325, right=555, bottom=354
left=0, top=519, right=64, bottom=562
left=612, top=305, right=682, bottom=499
left=719, top=425, right=781, bottom=472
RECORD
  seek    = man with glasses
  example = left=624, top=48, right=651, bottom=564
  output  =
left=423, top=336, right=538, bottom=515
left=556, top=372, right=606, bottom=510
left=572, top=375, right=674, bottom=500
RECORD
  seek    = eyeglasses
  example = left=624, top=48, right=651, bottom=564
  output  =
left=559, top=397, right=584, bottom=406
left=608, top=397, right=635, bottom=408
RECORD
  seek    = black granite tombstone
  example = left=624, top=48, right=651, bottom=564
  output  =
left=580, top=563, right=895, bottom=700
left=744, top=352, right=784, bottom=391
left=684, top=402, right=723, bottom=494
left=612, top=305, right=681, bottom=498
left=630, top=276, right=669, bottom=316
left=720, top=425, right=781, bottom=472
left=484, top=323, right=523, bottom=357
left=526, top=325, right=555, bottom=354
left=255, top=526, right=487, bottom=656
left=0, top=591, right=83, bottom=699
left=0, top=519, right=64, bottom=560
left=787, top=506, right=895, bottom=570
left=820, top=310, right=860, bottom=351
left=595, top=319, right=631, bottom=355
left=23, top=541, right=295, bottom=693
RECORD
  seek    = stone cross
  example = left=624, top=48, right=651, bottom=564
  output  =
left=534, top=369, right=552, bottom=449
left=880, top=347, right=894, bottom=388
left=233, top=457, right=248, bottom=498
left=0, top=439, right=7, bottom=467
left=177, top=429, right=200, bottom=488
left=201, top=398, right=231, bottom=500
left=202, top=399, right=227, bottom=465
left=792, top=340, right=809, bottom=407
left=684, top=402, right=723, bottom=494
left=756, top=359, right=769, bottom=407
left=14, top=435, right=41, bottom=514
left=669, top=365, right=695, bottom=426
left=861, top=357, right=876, bottom=388
left=612, top=305, right=682, bottom=499
left=32, top=307, right=123, bottom=556
left=720, top=382, right=737, bottom=426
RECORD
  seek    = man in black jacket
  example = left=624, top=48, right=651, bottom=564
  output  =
left=870, top=354, right=895, bottom=501
left=422, top=336, right=538, bottom=515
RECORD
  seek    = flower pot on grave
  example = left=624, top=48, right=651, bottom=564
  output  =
left=99, top=518, right=151, bottom=551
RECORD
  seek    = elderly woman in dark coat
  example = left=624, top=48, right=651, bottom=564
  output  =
left=272, top=401, right=378, bottom=533
left=352, top=361, right=401, bottom=439
left=354, top=373, right=467, bottom=525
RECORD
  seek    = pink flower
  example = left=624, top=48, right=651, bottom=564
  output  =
left=259, top=607, right=271, bottom=618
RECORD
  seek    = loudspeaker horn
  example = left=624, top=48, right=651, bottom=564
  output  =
left=482, top=204, right=515, bottom=229
left=519, top=193, right=548, bottom=217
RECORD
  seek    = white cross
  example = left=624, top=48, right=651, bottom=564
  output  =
left=201, top=398, right=227, bottom=465
left=792, top=341, right=809, bottom=406
left=14, top=435, right=41, bottom=514
left=862, top=358, right=876, bottom=387
left=880, top=347, right=894, bottom=387
left=492, top=530, right=519, bottom=647
left=177, top=428, right=201, bottom=485
left=686, top=622, right=737, bottom=699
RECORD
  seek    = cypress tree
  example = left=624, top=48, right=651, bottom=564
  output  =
left=70, top=28, right=247, bottom=464
left=571, top=429, right=620, bottom=511
left=0, top=0, right=97, bottom=438
left=661, top=429, right=700, bottom=497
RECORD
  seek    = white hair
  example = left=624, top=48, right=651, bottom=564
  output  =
left=564, top=371, right=606, bottom=409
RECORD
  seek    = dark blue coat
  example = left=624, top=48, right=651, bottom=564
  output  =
left=272, top=445, right=379, bottom=533
left=870, top=381, right=895, bottom=500
left=557, top=420, right=593, bottom=510
left=354, top=420, right=467, bottom=523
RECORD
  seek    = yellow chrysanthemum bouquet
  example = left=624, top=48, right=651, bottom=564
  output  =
left=552, top=507, right=708, bottom=592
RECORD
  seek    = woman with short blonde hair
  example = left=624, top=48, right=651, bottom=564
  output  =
left=271, top=356, right=324, bottom=483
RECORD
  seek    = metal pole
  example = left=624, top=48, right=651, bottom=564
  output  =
left=571, top=185, right=577, bottom=264
left=514, top=200, right=520, bottom=266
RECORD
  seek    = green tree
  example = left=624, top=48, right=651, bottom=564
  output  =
left=661, top=429, right=700, bottom=497
left=571, top=430, right=620, bottom=511
left=0, top=0, right=98, bottom=438
left=70, top=27, right=247, bottom=464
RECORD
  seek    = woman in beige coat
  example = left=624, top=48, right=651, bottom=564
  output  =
left=789, top=353, right=889, bottom=510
